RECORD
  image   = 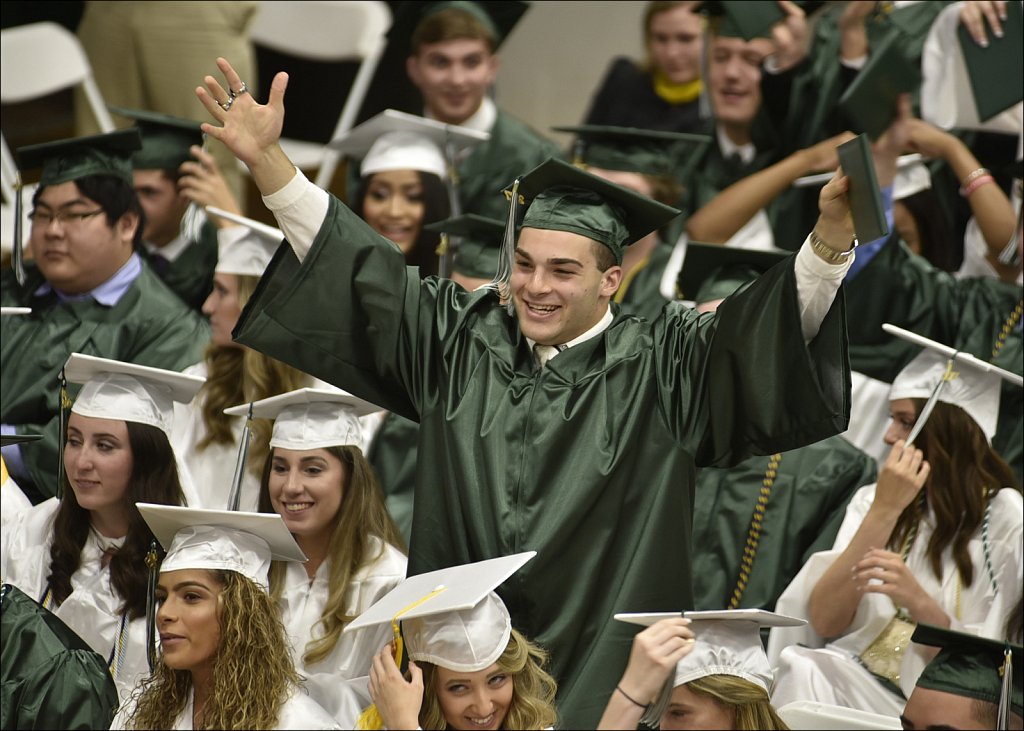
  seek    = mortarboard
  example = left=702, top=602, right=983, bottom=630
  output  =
left=912, top=623, right=1023, bottom=722
left=136, top=503, right=306, bottom=590
left=838, top=30, right=920, bottom=141
left=224, top=387, right=382, bottom=451
left=507, top=157, right=681, bottom=261
left=387, top=1, right=529, bottom=54
left=551, top=124, right=711, bottom=180
left=956, top=0, right=1023, bottom=123
left=892, top=160, right=931, bottom=202
left=329, top=108, right=488, bottom=181
left=701, top=0, right=785, bottom=41
left=204, top=207, right=282, bottom=277
left=108, top=107, right=205, bottom=171
left=0, top=307, right=31, bottom=316
left=64, top=353, right=205, bottom=436
left=345, top=551, right=535, bottom=672
left=676, top=242, right=789, bottom=304
left=884, top=323, right=1024, bottom=445
left=424, top=213, right=506, bottom=280
left=616, top=609, right=806, bottom=693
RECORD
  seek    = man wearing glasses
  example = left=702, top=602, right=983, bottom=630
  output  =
left=0, top=129, right=209, bottom=504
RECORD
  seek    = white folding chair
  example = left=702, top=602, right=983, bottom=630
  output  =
left=1, top=21, right=115, bottom=253
left=249, top=1, right=391, bottom=189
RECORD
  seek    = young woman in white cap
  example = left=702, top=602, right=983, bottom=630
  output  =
left=170, top=223, right=320, bottom=512
left=599, top=610, right=799, bottom=730
left=2, top=353, right=204, bottom=704
left=350, top=552, right=558, bottom=730
left=222, top=387, right=406, bottom=722
left=769, top=326, right=1024, bottom=717
left=114, top=504, right=353, bottom=729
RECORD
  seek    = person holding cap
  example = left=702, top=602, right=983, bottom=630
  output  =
left=769, top=328, right=1023, bottom=716
left=901, top=623, right=1023, bottom=730
left=1, top=129, right=210, bottom=504
left=600, top=609, right=802, bottom=730
left=197, top=52, right=856, bottom=726
left=347, top=552, right=557, bottom=730
left=221, top=387, right=406, bottom=720
left=170, top=220, right=319, bottom=512
left=2, top=353, right=202, bottom=704
left=113, top=504, right=348, bottom=729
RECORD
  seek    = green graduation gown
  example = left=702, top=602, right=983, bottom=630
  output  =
left=0, top=261, right=210, bottom=501
left=233, top=196, right=851, bottom=728
left=614, top=242, right=674, bottom=322
left=692, top=434, right=877, bottom=612
left=140, top=222, right=219, bottom=313
left=0, top=583, right=119, bottom=730
left=366, top=410, right=420, bottom=546
left=844, top=234, right=1023, bottom=484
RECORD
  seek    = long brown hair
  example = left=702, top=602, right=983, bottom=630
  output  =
left=123, top=570, right=302, bottom=729
left=416, top=628, right=559, bottom=729
left=888, top=400, right=1020, bottom=585
left=196, top=274, right=309, bottom=477
left=680, top=674, right=789, bottom=730
left=260, top=445, right=406, bottom=665
left=48, top=421, right=185, bottom=618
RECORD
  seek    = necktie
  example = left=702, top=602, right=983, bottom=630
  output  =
left=533, top=343, right=561, bottom=369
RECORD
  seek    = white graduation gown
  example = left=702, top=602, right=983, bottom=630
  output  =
left=110, top=686, right=343, bottom=729
left=768, top=484, right=1024, bottom=714
left=280, top=537, right=407, bottom=723
left=2, top=498, right=154, bottom=705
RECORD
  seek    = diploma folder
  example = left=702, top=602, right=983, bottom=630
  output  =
left=836, top=133, right=889, bottom=244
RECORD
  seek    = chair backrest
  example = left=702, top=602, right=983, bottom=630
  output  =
left=0, top=21, right=115, bottom=132
left=249, top=1, right=392, bottom=189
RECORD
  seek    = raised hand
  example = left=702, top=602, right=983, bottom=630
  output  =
left=959, top=0, right=1008, bottom=47
left=617, top=618, right=696, bottom=706
left=368, top=644, right=424, bottom=731
left=871, top=439, right=930, bottom=521
left=815, top=166, right=854, bottom=251
left=177, top=145, right=243, bottom=220
left=771, top=0, right=810, bottom=71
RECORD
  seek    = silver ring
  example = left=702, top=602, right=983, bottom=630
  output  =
left=229, top=81, right=249, bottom=98
left=219, top=97, right=234, bottom=112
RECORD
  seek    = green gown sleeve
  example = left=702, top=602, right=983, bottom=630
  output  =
left=235, top=193, right=851, bottom=728
left=1, top=264, right=210, bottom=500
left=691, top=434, right=877, bottom=612
left=1, top=584, right=119, bottom=730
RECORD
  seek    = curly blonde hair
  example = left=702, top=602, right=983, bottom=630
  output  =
left=261, top=445, right=406, bottom=666
left=121, top=570, right=302, bottom=730
left=679, top=674, right=789, bottom=731
left=196, top=274, right=310, bottom=477
left=416, top=628, right=559, bottom=729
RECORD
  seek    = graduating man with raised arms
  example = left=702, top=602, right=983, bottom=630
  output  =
left=196, top=57, right=857, bottom=727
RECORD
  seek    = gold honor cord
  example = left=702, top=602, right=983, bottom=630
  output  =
left=227, top=403, right=254, bottom=511
left=145, top=540, right=160, bottom=672
left=729, top=453, right=781, bottom=609
left=905, top=358, right=959, bottom=447
left=992, top=300, right=1023, bottom=358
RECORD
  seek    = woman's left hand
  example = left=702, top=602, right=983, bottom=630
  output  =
left=368, top=644, right=423, bottom=730
left=852, top=548, right=927, bottom=610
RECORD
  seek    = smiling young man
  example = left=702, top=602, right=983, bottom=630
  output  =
left=198, top=55, right=857, bottom=727
left=0, top=130, right=209, bottom=503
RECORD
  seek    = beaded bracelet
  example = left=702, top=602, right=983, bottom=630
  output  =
left=961, top=174, right=995, bottom=198
left=958, top=167, right=990, bottom=194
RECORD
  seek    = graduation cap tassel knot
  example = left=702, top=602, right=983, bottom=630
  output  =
left=491, top=177, right=522, bottom=312
left=13, top=172, right=26, bottom=286
left=145, top=540, right=160, bottom=672
left=227, top=403, right=254, bottom=511
left=998, top=646, right=1013, bottom=730
left=57, top=368, right=71, bottom=500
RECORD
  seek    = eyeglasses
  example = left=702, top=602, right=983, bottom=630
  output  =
left=28, top=208, right=105, bottom=229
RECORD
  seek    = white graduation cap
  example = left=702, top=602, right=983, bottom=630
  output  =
left=136, top=502, right=306, bottom=590
left=0, top=307, right=31, bottom=315
left=777, top=701, right=902, bottom=730
left=223, top=387, right=383, bottom=450
left=892, top=160, right=932, bottom=202
left=344, top=551, right=535, bottom=672
left=884, top=323, right=1023, bottom=444
left=614, top=609, right=806, bottom=692
left=328, top=108, right=489, bottom=180
left=64, top=353, right=205, bottom=436
left=206, top=206, right=282, bottom=277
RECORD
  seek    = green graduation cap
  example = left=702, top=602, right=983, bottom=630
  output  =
left=387, top=0, right=529, bottom=53
left=702, top=0, right=784, bottom=41
left=838, top=29, right=920, bottom=140
left=424, top=213, right=506, bottom=280
left=109, top=106, right=205, bottom=171
left=912, top=623, right=1023, bottom=723
left=505, top=157, right=682, bottom=263
left=676, top=242, right=789, bottom=304
left=955, top=0, right=1023, bottom=123
left=15, top=128, right=142, bottom=187
left=551, top=124, right=711, bottom=180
